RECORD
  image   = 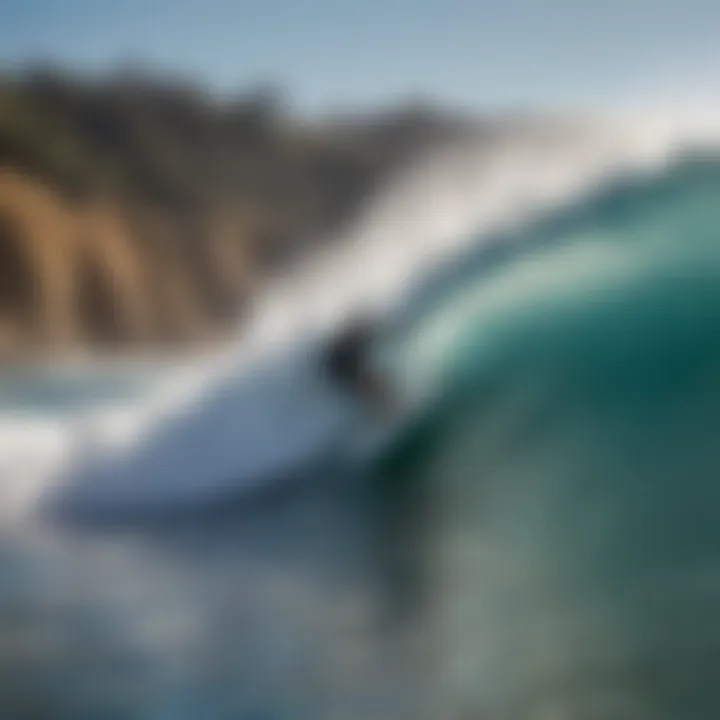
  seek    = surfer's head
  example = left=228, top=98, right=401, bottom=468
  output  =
left=323, top=317, right=375, bottom=387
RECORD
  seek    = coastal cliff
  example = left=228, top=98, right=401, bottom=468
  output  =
left=0, top=69, right=467, bottom=359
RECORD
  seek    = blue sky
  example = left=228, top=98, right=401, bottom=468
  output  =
left=1, top=0, right=720, bottom=112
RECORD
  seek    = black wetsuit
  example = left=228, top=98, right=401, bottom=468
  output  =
left=322, top=319, right=376, bottom=392
left=322, top=318, right=396, bottom=414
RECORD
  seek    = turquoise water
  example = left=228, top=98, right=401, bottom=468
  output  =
left=375, top=155, right=720, bottom=717
left=0, top=364, right=159, bottom=414
left=2, top=154, right=720, bottom=717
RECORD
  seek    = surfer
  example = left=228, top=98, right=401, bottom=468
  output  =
left=322, top=316, right=395, bottom=416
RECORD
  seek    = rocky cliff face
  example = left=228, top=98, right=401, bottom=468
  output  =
left=0, top=170, right=255, bottom=356
left=0, top=70, right=468, bottom=359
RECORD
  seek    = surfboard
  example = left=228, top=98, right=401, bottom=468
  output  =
left=48, top=343, right=362, bottom=521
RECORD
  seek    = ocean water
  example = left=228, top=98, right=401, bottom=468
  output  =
left=382, top=153, right=720, bottom=718
left=0, top=134, right=719, bottom=718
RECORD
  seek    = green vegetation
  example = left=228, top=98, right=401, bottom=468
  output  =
left=0, top=68, right=469, bottom=356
